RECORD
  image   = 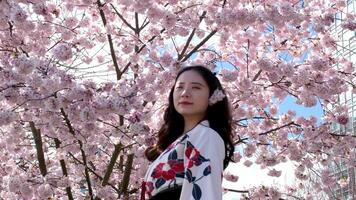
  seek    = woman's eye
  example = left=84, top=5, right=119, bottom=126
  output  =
left=192, top=87, right=201, bottom=89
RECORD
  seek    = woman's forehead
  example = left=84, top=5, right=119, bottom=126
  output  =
left=176, top=70, right=207, bottom=85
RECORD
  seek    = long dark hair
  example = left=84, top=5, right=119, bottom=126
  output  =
left=145, top=65, right=234, bottom=169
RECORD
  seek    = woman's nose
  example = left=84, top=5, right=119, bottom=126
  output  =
left=181, top=87, right=191, bottom=97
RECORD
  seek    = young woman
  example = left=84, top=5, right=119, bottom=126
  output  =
left=141, top=65, right=234, bottom=200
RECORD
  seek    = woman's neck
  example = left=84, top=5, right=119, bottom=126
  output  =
left=183, top=116, right=205, bottom=134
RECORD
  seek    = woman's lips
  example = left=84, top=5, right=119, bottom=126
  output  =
left=179, top=102, right=193, bottom=105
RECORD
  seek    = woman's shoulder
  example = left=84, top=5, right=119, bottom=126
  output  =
left=187, top=120, right=224, bottom=145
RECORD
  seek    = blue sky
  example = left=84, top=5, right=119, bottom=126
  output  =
left=278, top=95, right=324, bottom=123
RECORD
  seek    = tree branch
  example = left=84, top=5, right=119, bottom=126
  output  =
left=68, top=153, right=120, bottom=193
left=54, top=138, right=74, bottom=200
left=106, top=31, right=122, bottom=81
left=235, top=116, right=278, bottom=123
left=224, top=188, right=249, bottom=193
left=60, top=108, right=94, bottom=199
left=29, top=122, right=47, bottom=177
left=0, top=83, right=26, bottom=93
left=233, top=135, right=249, bottom=145
left=260, top=121, right=297, bottom=136
left=246, top=39, right=250, bottom=78
left=181, top=29, right=217, bottom=62
left=97, top=0, right=122, bottom=81
left=176, top=10, right=208, bottom=61
left=135, top=12, right=139, bottom=35
left=178, top=28, right=196, bottom=60
left=234, top=122, right=298, bottom=145
left=137, top=28, right=166, bottom=53
left=139, top=18, right=150, bottom=32
left=118, top=28, right=166, bottom=79
left=102, top=143, right=122, bottom=186
left=119, top=154, right=134, bottom=197
left=222, top=0, right=227, bottom=8
left=8, top=21, right=13, bottom=36
left=329, top=132, right=356, bottom=138
left=110, top=4, right=136, bottom=32
left=252, top=69, right=262, bottom=81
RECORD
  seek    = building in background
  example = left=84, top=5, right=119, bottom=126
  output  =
left=329, top=0, right=356, bottom=199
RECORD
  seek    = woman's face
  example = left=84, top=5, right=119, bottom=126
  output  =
left=173, top=70, right=210, bottom=120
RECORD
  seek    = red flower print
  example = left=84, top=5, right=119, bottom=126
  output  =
left=186, top=150, right=200, bottom=168
left=151, top=163, right=176, bottom=180
left=151, top=159, right=185, bottom=181
left=185, top=141, right=209, bottom=168
left=168, top=159, right=184, bottom=173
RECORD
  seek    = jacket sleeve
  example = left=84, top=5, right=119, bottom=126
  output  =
left=179, top=128, right=225, bottom=200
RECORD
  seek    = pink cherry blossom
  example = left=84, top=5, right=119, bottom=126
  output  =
left=243, top=160, right=253, bottom=167
left=244, top=143, right=256, bottom=157
left=19, top=183, right=33, bottom=200
left=10, top=6, right=28, bottom=23
left=0, top=111, right=17, bottom=127
left=233, top=152, right=242, bottom=162
left=336, top=114, right=349, bottom=125
left=12, top=56, right=35, bottom=75
left=223, top=171, right=239, bottom=182
left=341, top=14, right=356, bottom=30
left=257, top=58, right=275, bottom=72
left=37, top=184, right=53, bottom=199
left=267, top=169, right=282, bottom=177
left=52, top=43, right=73, bottom=61
left=310, top=58, right=329, bottom=71
left=238, top=77, right=252, bottom=90
left=64, top=17, right=78, bottom=28
left=321, top=170, right=336, bottom=187
left=267, top=187, right=281, bottom=200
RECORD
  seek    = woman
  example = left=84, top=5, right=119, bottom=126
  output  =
left=141, top=65, right=234, bottom=200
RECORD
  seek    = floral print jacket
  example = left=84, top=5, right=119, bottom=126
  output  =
left=142, top=120, right=225, bottom=200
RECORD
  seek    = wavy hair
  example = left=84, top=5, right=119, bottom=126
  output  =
left=145, top=65, right=234, bottom=169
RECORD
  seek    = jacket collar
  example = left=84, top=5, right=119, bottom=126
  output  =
left=200, top=120, right=210, bottom=127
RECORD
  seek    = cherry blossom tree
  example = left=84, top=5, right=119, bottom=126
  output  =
left=0, top=0, right=355, bottom=199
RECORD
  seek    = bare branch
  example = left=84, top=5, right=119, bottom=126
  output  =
left=178, top=11, right=208, bottom=61
left=329, top=132, right=356, bottom=138
left=97, top=1, right=122, bottom=81
left=102, top=143, right=122, bottom=186
left=54, top=138, right=74, bottom=200
left=68, top=153, right=120, bottom=193
left=181, top=29, right=217, bottom=62
left=110, top=4, right=136, bottom=32
left=246, top=39, right=250, bottom=78
left=138, top=28, right=166, bottom=53
left=235, top=116, right=279, bottom=123
left=135, top=12, right=139, bottom=35
left=178, top=28, right=196, bottom=60
left=0, top=83, right=25, bottom=93
left=224, top=188, right=249, bottom=193
left=118, top=28, right=166, bottom=79
left=61, top=108, right=94, bottom=199
left=8, top=21, right=13, bottom=36
left=259, top=121, right=298, bottom=136
left=234, top=122, right=299, bottom=145
left=119, top=154, right=134, bottom=197
left=29, top=122, right=47, bottom=177
left=139, top=18, right=150, bottom=32
left=252, top=69, right=262, bottom=81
